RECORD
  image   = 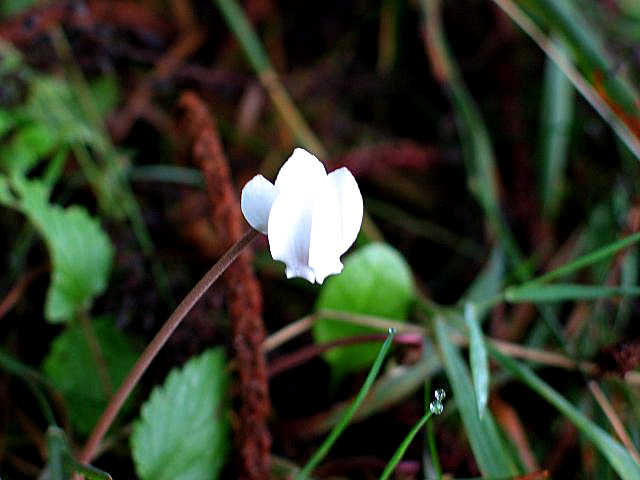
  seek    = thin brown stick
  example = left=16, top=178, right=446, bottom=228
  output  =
left=588, top=380, right=640, bottom=464
left=268, top=333, right=421, bottom=378
left=262, top=310, right=640, bottom=386
left=78, top=312, right=113, bottom=397
left=0, top=264, right=47, bottom=321
left=78, top=228, right=258, bottom=465
left=262, top=314, right=316, bottom=352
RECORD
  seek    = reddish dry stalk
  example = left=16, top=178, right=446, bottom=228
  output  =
left=180, top=92, right=271, bottom=480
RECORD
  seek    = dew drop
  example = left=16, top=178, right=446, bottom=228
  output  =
left=388, top=327, right=397, bottom=335
left=434, top=388, right=446, bottom=402
left=429, top=400, right=443, bottom=415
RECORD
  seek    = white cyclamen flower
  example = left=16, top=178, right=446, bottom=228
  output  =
left=241, top=148, right=363, bottom=284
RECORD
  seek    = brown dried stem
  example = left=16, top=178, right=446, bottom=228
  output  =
left=78, top=228, right=258, bottom=465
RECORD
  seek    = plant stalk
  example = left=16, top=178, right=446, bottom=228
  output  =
left=78, top=228, right=258, bottom=464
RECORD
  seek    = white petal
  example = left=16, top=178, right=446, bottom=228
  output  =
left=327, top=167, right=363, bottom=254
left=241, top=175, right=278, bottom=234
left=275, top=148, right=327, bottom=193
left=267, top=188, right=316, bottom=282
left=308, top=178, right=344, bottom=284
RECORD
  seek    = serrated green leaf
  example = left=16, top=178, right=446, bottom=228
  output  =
left=435, top=317, right=519, bottom=476
left=464, top=302, right=489, bottom=419
left=42, top=317, right=139, bottom=435
left=490, top=345, right=640, bottom=480
left=131, top=348, right=230, bottom=480
left=313, top=243, right=415, bottom=380
left=12, top=177, right=113, bottom=322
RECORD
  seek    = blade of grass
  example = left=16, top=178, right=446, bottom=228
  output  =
left=505, top=283, right=640, bottom=302
left=294, top=330, right=396, bottom=480
left=213, top=0, right=383, bottom=242
left=491, top=0, right=640, bottom=160
left=518, top=0, right=640, bottom=115
left=489, top=345, right=640, bottom=480
left=434, top=317, right=519, bottom=476
left=425, top=409, right=442, bottom=480
left=379, top=410, right=434, bottom=480
left=464, top=303, right=489, bottom=418
left=296, top=338, right=439, bottom=438
left=213, top=0, right=326, bottom=158
left=420, top=0, right=527, bottom=278
left=538, top=39, right=575, bottom=220
left=521, top=232, right=640, bottom=286
left=588, top=380, right=640, bottom=465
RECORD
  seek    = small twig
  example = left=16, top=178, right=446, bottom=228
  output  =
left=262, top=309, right=640, bottom=386
left=78, top=228, right=258, bottom=464
left=262, top=314, right=315, bottom=352
left=0, top=264, right=47, bottom=321
left=78, top=312, right=113, bottom=397
left=263, top=310, right=422, bottom=353
left=269, top=333, right=421, bottom=378
left=588, top=380, right=640, bottom=465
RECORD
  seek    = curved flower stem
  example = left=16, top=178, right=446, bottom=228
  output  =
left=78, top=228, right=259, bottom=465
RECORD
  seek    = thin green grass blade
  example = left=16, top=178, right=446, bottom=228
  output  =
left=492, top=0, right=640, bottom=159
left=538, top=39, right=574, bottom=220
left=518, top=0, right=640, bottom=115
left=465, top=246, right=505, bottom=302
left=420, top=0, right=525, bottom=275
left=295, top=331, right=396, bottom=480
left=426, top=411, right=442, bottom=480
left=379, top=411, right=433, bottom=480
left=506, top=283, right=640, bottom=302
left=464, top=303, right=489, bottom=418
left=520, top=232, right=640, bottom=286
left=434, top=318, right=519, bottom=476
left=303, top=343, right=440, bottom=436
left=213, top=0, right=326, bottom=158
left=489, top=346, right=640, bottom=480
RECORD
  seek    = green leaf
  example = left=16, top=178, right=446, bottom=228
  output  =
left=435, top=317, right=519, bottom=477
left=313, top=243, right=414, bottom=379
left=464, top=303, right=489, bottom=418
left=44, top=426, right=113, bottom=480
left=42, top=317, right=139, bottom=435
left=131, top=348, right=230, bottom=480
left=1, top=121, right=58, bottom=174
left=490, top=345, right=640, bottom=480
left=12, top=177, right=114, bottom=322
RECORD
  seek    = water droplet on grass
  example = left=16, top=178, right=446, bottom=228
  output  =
left=429, top=400, right=443, bottom=415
